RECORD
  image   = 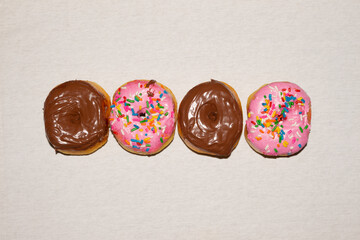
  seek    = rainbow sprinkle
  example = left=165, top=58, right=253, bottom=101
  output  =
left=110, top=81, right=175, bottom=153
left=249, top=85, right=309, bottom=155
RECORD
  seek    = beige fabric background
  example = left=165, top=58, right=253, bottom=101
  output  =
left=1, top=0, right=360, bottom=239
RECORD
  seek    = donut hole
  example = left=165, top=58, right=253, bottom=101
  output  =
left=57, top=110, right=84, bottom=137
left=208, top=111, right=218, bottom=121
left=59, top=110, right=82, bottom=126
left=68, top=112, right=81, bottom=124
left=197, top=102, right=219, bottom=131
left=137, top=108, right=148, bottom=118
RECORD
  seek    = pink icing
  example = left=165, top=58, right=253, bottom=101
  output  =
left=246, top=82, right=311, bottom=156
left=109, top=80, right=176, bottom=155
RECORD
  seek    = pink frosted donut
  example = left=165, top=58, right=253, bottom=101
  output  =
left=110, top=80, right=177, bottom=155
left=245, top=82, right=311, bottom=157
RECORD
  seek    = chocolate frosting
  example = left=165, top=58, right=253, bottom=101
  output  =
left=178, top=80, right=243, bottom=157
left=145, top=79, right=156, bottom=88
left=44, top=80, right=109, bottom=153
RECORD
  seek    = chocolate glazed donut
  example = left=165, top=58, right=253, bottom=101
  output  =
left=44, top=80, right=110, bottom=154
left=178, top=80, right=243, bottom=158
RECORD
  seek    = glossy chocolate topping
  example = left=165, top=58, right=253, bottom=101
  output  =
left=178, top=80, right=243, bottom=157
left=44, top=80, right=109, bottom=153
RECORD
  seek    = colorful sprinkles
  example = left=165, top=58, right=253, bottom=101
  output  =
left=110, top=80, right=175, bottom=154
left=247, top=83, right=311, bottom=156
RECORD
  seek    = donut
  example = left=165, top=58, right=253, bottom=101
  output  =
left=245, top=82, right=311, bottom=157
left=178, top=79, right=243, bottom=158
left=44, top=80, right=111, bottom=155
left=110, top=80, right=177, bottom=155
